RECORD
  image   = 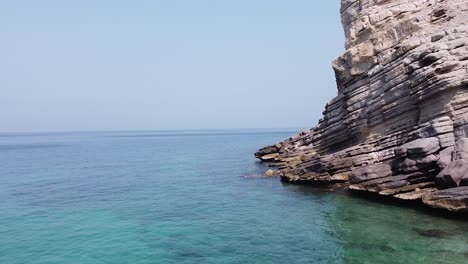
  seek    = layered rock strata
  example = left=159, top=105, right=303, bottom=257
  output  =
left=255, top=0, right=468, bottom=213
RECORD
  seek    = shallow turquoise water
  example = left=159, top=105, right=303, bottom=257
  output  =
left=1, top=130, right=468, bottom=264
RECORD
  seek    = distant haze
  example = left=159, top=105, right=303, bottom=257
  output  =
left=1, top=1, right=344, bottom=132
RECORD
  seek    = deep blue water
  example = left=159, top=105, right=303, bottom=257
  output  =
left=1, top=130, right=468, bottom=264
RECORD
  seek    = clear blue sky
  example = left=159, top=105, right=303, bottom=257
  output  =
left=1, top=0, right=344, bottom=132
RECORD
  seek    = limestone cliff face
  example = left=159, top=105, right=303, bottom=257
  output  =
left=256, top=0, right=468, bottom=212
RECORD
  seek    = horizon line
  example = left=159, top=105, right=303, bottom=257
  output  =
left=0, top=126, right=310, bottom=135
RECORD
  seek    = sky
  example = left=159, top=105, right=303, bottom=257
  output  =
left=0, top=0, right=344, bottom=132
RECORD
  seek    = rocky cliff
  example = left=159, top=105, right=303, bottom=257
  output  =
left=255, top=0, right=468, bottom=213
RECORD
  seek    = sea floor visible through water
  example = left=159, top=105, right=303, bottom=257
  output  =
left=1, top=130, right=468, bottom=264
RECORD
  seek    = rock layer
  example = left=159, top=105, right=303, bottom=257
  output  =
left=255, top=0, right=468, bottom=213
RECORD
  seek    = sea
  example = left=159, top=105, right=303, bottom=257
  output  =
left=1, top=130, right=468, bottom=264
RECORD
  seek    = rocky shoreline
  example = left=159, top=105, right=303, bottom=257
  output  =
left=255, top=0, right=468, bottom=214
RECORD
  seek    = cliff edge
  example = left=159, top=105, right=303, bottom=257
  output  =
left=255, top=0, right=468, bottom=213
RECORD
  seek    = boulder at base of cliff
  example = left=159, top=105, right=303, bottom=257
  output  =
left=435, top=160, right=468, bottom=188
left=349, top=163, right=393, bottom=184
left=422, top=187, right=468, bottom=213
left=264, top=169, right=280, bottom=177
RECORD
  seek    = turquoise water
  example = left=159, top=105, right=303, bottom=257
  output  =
left=1, top=130, right=468, bottom=264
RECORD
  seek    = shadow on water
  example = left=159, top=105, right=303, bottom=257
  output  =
left=413, top=228, right=456, bottom=239
left=280, top=182, right=468, bottom=264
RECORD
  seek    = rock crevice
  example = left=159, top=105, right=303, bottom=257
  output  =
left=256, top=0, right=468, bottom=213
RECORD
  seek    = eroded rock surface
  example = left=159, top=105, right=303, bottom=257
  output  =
left=255, top=0, right=468, bottom=213
left=423, top=187, right=468, bottom=212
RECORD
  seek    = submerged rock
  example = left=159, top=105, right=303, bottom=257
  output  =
left=414, top=228, right=453, bottom=238
left=255, top=0, right=468, bottom=214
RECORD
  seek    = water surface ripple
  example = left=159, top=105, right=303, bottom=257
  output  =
left=1, top=131, right=467, bottom=264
